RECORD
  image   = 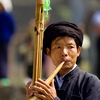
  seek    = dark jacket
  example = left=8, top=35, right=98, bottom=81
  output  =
left=54, top=66, right=100, bottom=100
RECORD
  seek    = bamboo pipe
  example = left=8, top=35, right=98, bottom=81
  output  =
left=45, top=61, right=64, bottom=84
left=29, top=0, right=64, bottom=100
left=28, top=61, right=64, bottom=100
left=32, top=0, right=44, bottom=85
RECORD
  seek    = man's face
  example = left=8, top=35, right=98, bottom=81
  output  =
left=46, top=36, right=81, bottom=75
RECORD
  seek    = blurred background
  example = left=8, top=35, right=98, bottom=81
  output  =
left=0, top=0, right=100, bottom=99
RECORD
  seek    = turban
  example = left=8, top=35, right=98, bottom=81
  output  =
left=43, top=21, right=83, bottom=54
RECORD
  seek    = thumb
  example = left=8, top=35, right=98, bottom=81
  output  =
left=50, top=79, right=55, bottom=88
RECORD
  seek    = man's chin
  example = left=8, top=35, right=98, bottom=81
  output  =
left=62, top=64, right=73, bottom=69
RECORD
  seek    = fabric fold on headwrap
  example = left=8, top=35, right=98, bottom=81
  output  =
left=43, top=21, right=83, bottom=54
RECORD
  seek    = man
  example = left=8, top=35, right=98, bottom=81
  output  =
left=26, top=21, right=100, bottom=100
left=0, top=0, right=16, bottom=85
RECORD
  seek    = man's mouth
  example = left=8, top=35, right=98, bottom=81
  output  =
left=61, top=58, right=70, bottom=62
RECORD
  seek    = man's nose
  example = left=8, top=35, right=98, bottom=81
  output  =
left=61, top=48, right=68, bottom=57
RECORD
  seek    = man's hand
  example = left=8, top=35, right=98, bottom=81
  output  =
left=26, top=80, right=34, bottom=100
left=26, top=79, right=57, bottom=100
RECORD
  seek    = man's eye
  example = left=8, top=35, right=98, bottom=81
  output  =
left=57, top=46, right=61, bottom=48
left=69, top=46, right=74, bottom=49
left=55, top=46, right=60, bottom=49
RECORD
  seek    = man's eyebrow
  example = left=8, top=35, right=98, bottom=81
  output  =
left=52, top=43, right=60, bottom=46
left=67, top=42, right=75, bottom=45
left=53, top=41, right=62, bottom=45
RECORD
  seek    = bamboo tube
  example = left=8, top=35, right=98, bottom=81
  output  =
left=28, top=62, right=64, bottom=100
left=45, top=62, right=64, bottom=84
left=28, top=0, right=65, bottom=100
left=32, top=0, right=44, bottom=85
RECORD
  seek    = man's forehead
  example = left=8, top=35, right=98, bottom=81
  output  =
left=52, top=36, right=75, bottom=44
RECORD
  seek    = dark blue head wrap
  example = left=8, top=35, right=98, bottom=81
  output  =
left=43, top=21, right=83, bottom=54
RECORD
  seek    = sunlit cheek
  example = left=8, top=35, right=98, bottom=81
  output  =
left=51, top=58, right=58, bottom=66
left=70, top=52, right=78, bottom=61
left=51, top=52, right=60, bottom=66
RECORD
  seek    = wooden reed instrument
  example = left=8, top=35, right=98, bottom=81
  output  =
left=28, top=62, right=64, bottom=100
left=32, top=0, right=44, bottom=86
left=28, top=0, right=64, bottom=100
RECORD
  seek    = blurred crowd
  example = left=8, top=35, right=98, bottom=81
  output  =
left=0, top=0, right=16, bottom=86
left=0, top=0, right=100, bottom=88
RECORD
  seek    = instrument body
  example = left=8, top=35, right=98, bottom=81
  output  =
left=28, top=0, right=64, bottom=100
left=32, top=0, right=44, bottom=85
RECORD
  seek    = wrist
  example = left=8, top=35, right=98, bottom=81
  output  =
left=54, top=96, right=60, bottom=100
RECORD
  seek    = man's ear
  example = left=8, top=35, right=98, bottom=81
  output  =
left=77, top=46, right=81, bottom=57
left=46, top=48, right=51, bottom=57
